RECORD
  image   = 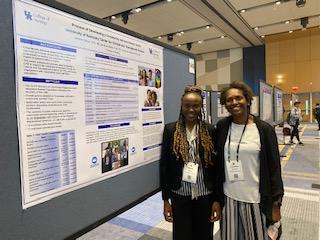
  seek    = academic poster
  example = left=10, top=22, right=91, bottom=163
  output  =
left=13, top=0, right=164, bottom=208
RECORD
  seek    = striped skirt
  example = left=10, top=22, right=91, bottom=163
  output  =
left=220, top=196, right=269, bottom=240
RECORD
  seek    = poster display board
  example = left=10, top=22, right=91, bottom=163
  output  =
left=259, top=81, right=273, bottom=125
left=273, top=87, right=283, bottom=125
left=202, top=91, right=211, bottom=123
left=13, top=0, right=164, bottom=208
left=250, top=96, right=259, bottom=116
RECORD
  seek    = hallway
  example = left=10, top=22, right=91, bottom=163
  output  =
left=78, top=124, right=320, bottom=240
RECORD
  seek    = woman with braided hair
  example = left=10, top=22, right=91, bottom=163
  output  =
left=160, top=85, right=223, bottom=240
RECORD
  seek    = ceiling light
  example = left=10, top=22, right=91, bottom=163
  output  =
left=254, top=27, right=259, bottom=30
left=240, top=9, right=246, bottom=13
left=180, top=31, right=184, bottom=34
left=176, top=33, right=182, bottom=36
left=275, top=1, right=281, bottom=5
left=289, top=30, right=293, bottom=33
left=206, top=25, right=210, bottom=29
left=167, top=0, right=173, bottom=2
left=221, top=36, right=225, bottom=38
left=158, top=36, right=162, bottom=39
left=285, top=20, right=290, bottom=24
left=261, top=35, right=265, bottom=38
left=132, top=8, right=142, bottom=13
left=177, top=44, right=181, bottom=47
left=198, top=40, right=203, bottom=44
left=111, top=16, right=116, bottom=20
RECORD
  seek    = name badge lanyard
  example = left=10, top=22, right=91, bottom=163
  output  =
left=227, top=115, right=249, bottom=162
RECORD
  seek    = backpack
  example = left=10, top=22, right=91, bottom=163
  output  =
left=286, top=112, right=291, bottom=124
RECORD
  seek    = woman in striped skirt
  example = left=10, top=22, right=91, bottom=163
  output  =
left=215, top=81, right=284, bottom=240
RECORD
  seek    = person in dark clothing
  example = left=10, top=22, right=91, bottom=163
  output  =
left=289, top=101, right=303, bottom=145
left=160, top=85, right=222, bottom=240
left=215, top=81, right=284, bottom=240
left=313, top=103, right=320, bottom=130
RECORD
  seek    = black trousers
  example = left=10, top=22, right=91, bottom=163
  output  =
left=171, top=193, right=214, bottom=240
left=316, top=117, right=320, bottom=130
left=290, top=121, right=300, bottom=142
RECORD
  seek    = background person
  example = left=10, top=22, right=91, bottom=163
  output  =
left=215, top=81, right=284, bottom=240
left=313, top=103, right=320, bottom=130
left=160, top=85, right=222, bottom=240
left=289, top=101, right=303, bottom=145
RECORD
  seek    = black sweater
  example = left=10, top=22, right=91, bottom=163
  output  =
left=215, top=116, right=284, bottom=222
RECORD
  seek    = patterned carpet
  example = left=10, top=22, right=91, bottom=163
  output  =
left=78, top=124, right=320, bottom=240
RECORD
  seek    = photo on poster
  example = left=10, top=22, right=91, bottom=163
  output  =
left=101, top=138, right=129, bottom=173
left=155, top=68, right=161, bottom=88
left=138, top=67, right=161, bottom=88
left=144, top=89, right=160, bottom=107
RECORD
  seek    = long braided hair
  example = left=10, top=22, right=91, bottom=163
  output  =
left=173, top=85, right=215, bottom=168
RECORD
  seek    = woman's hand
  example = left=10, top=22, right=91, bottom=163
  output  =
left=163, top=200, right=173, bottom=222
left=210, top=201, right=221, bottom=222
left=272, top=203, right=281, bottom=222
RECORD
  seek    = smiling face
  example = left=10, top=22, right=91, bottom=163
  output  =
left=224, top=88, right=249, bottom=118
left=181, top=93, right=202, bottom=125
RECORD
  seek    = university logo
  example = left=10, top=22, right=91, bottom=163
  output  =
left=24, top=10, right=32, bottom=20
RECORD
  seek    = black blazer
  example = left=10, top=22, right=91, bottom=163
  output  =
left=160, top=121, right=223, bottom=203
left=215, top=116, right=284, bottom=222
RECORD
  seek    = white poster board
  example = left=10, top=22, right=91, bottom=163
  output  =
left=259, top=81, right=273, bottom=124
left=250, top=96, right=259, bottom=116
left=13, top=0, right=164, bottom=208
left=273, top=87, right=283, bottom=124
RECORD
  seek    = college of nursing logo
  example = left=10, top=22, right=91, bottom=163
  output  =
left=24, top=10, right=32, bottom=20
left=148, top=48, right=160, bottom=57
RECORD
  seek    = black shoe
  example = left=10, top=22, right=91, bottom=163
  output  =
left=289, top=140, right=294, bottom=144
left=298, top=142, right=304, bottom=145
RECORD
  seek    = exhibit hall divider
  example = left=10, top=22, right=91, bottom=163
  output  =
left=0, top=0, right=195, bottom=239
left=259, top=81, right=274, bottom=125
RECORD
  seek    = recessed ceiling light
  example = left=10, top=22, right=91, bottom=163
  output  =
left=289, top=30, right=293, bottom=33
left=177, top=44, right=181, bottom=47
left=221, top=36, right=225, bottom=38
left=176, top=33, right=182, bottom=36
left=158, top=36, right=162, bottom=39
left=275, top=1, right=281, bottom=5
left=254, top=27, right=259, bottom=30
left=285, top=20, right=290, bottom=24
left=206, top=25, right=210, bottom=29
left=198, top=40, right=203, bottom=44
left=180, top=31, right=184, bottom=34
left=261, top=35, right=265, bottom=38
left=240, top=9, right=246, bottom=13
left=111, top=16, right=116, bottom=19
left=167, top=0, right=172, bottom=2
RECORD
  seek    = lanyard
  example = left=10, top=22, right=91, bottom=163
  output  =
left=227, top=115, right=249, bottom=162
